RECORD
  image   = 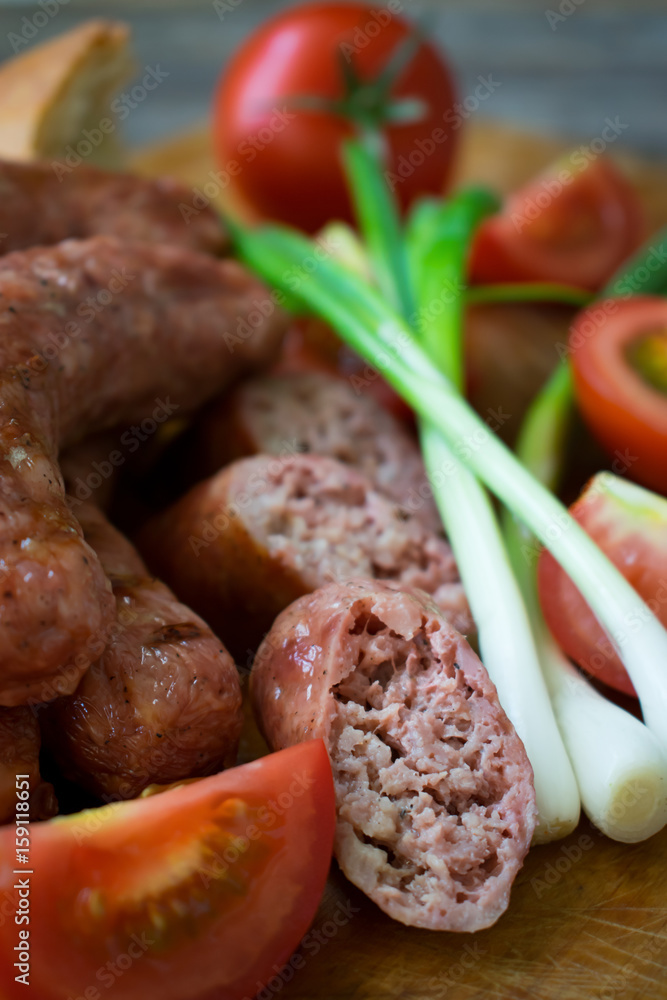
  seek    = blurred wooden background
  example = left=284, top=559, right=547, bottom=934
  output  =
left=0, top=0, right=665, bottom=159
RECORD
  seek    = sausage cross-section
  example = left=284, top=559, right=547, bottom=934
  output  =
left=195, top=371, right=441, bottom=532
left=139, top=454, right=471, bottom=661
left=251, top=579, right=537, bottom=931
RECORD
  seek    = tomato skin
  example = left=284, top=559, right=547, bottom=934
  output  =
left=538, top=473, right=667, bottom=697
left=0, top=742, right=334, bottom=1000
left=569, top=296, right=667, bottom=495
left=470, top=157, right=643, bottom=291
left=213, top=2, right=458, bottom=231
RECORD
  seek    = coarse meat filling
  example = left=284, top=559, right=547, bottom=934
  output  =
left=200, top=371, right=442, bottom=533
left=248, top=456, right=470, bottom=632
left=330, top=609, right=522, bottom=929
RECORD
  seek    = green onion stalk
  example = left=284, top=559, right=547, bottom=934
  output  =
left=226, top=169, right=667, bottom=845
left=340, top=141, right=579, bottom=842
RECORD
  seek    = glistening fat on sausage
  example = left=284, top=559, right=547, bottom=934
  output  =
left=251, top=579, right=536, bottom=932
left=40, top=502, right=243, bottom=800
left=0, top=235, right=286, bottom=705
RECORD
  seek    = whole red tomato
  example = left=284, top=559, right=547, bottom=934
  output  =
left=213, top=2, right=458, bottom=231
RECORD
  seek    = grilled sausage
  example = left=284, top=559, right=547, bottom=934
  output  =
left=195, top=371, right=441, bottom=532
left=0, top=158, right=226, bottom=256
left=0, top=707, right=57, bottom=824
left=251, top=579, right=537, bottom=932
left=0, top=236, right=285, bottom=705
left=139, top=454, right=471, bottom=662
left=40, top=502, right=242, bottom=800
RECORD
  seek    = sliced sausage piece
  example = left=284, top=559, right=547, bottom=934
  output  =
left=40, top=502, right=242, bottom=800
left=0, top=159, right=227, bottom=256
left=0, top=235, right=285, bottom=705
left=196, top=371, right=441, bottom=533
left=251, top=579, right=537, bottom=932
left=0, top=707, right=57, bottom=824
left=139, top=454, right=471, bottom=662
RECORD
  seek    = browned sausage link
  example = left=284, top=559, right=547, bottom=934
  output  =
left=251, top=579, right=537, bottom=932
left=0, top=707, right=57, bottom=824
left=195, top=371, right=442, bottom=533
left=0, top=236, right=286, bottom=705
left=40, top=502, right=242, bottom=800
left=138, top=454, right=471, bottom=664
left=0, top=159, right=227, bottom=256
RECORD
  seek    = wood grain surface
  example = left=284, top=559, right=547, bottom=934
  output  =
left=131, top=121, right=667, bottom=1000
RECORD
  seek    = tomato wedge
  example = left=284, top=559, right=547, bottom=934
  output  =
left=0, top=742, right=335, bottom=1000
left=569, top=296, right=667, bottom=495
left=470, top=156, right=643, bottom=291
left=538, top=473, right=667, bottom=696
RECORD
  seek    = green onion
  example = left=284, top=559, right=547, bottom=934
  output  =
left=505, top=384, right=667, bottom=842
left=466, top=282, right=593, bottom=308
left=341, top=140, right=415, bottom=320
left=342, top=144, right=580, bottom=841
left=605, top=225, right=667, bottom=299
left=405, top=190, right=500, bottom=384
left=231, top=220, right=667, bottom=764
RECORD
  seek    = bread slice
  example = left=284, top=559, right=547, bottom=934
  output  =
left=0, top=19, right=133, bottom=166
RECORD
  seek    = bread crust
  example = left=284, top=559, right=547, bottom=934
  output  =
left=0, top=20, right=133, bottom=164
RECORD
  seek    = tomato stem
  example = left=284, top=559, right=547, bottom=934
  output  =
left=283, top=27, right=428, bottom=166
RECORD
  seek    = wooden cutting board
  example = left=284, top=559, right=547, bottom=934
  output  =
left=132, top=121, right=667, bottom=1000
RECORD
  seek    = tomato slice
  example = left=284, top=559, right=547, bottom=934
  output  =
left=0, top=742, right=334, bottom=1000
left=470, top=156, right=643, bottom=291
left=569, top=296, right=667, bottom=495
left=538, top=473, right=667, bottom=697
